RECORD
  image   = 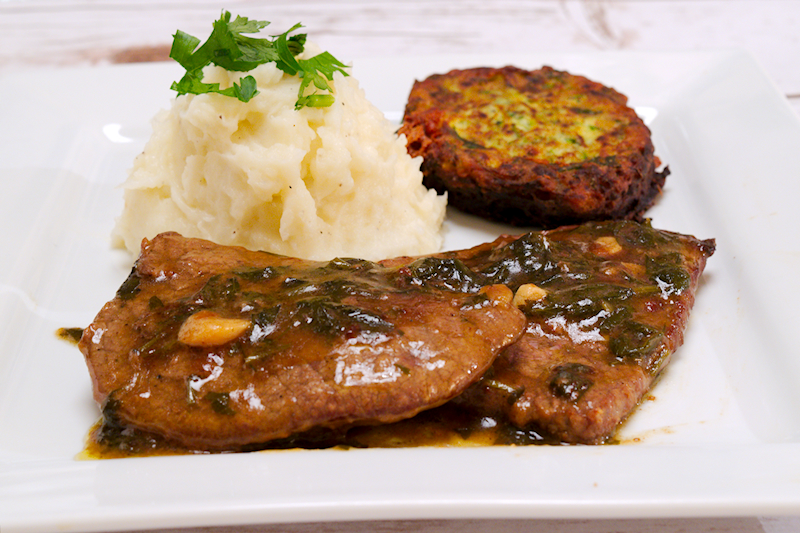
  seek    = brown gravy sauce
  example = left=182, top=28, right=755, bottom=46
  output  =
left=60, top=328, right=619, bottom=460
left=78, top=403, right=573, bottom=459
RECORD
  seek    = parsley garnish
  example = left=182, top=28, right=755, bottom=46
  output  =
left=169, top=11, right=348, bottom=109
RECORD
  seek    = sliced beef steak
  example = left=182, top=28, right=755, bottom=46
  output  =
left=80, top=232, right=526, bottom=451
left=81, top=220, right=713, bottom=452
left=445, top=220, right=715, bottom=443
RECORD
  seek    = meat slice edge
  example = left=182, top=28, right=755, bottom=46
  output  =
left=446, top=220, right=715, bottom=443
left=80, top=232, right=526, bottom=451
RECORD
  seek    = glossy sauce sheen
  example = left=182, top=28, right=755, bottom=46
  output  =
left=81, top=403, right=563, bottom=459
left=78, top=221, right=713, bottom=456
left=445, top=220, right=714, bottom=443
left=79, top=233, right=526, bottom=452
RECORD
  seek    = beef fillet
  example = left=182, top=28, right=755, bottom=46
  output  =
left=80, top=232, right=526, bottom=451
left=81, top=219, right=713, bottom=451
left=445, top=220, right=715, bottom=443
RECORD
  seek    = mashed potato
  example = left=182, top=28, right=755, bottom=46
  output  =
left=112, top=50, right=446, bottom=261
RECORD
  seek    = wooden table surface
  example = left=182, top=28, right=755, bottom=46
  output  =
left=1, top=1, right=799, bottom=532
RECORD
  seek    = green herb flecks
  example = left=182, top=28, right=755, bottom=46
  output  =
left=169, top=11, right=348, bottom=109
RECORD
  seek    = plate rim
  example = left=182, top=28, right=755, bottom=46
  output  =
left=2, top=49, right=800, bottom=531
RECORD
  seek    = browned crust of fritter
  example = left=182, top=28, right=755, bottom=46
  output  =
left=400, top=66, right=668, bottom=227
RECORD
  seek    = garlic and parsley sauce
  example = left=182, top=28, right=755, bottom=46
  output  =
left=70, top=219, right=707, bottom=458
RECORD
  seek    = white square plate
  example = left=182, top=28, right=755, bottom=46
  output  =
left=2, top=49, right=800, bottom=532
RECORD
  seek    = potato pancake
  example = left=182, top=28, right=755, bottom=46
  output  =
left=400, top=66, right=668, bottom=227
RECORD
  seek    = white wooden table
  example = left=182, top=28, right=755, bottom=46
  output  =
left=2, top=0, right=798, bottom=113
left=2, top=2, right=799, bottom=532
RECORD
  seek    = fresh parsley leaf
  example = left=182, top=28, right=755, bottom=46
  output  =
left=169, top=11, right=348, bottom=109
left=295, top=52, right=349, bottom=109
